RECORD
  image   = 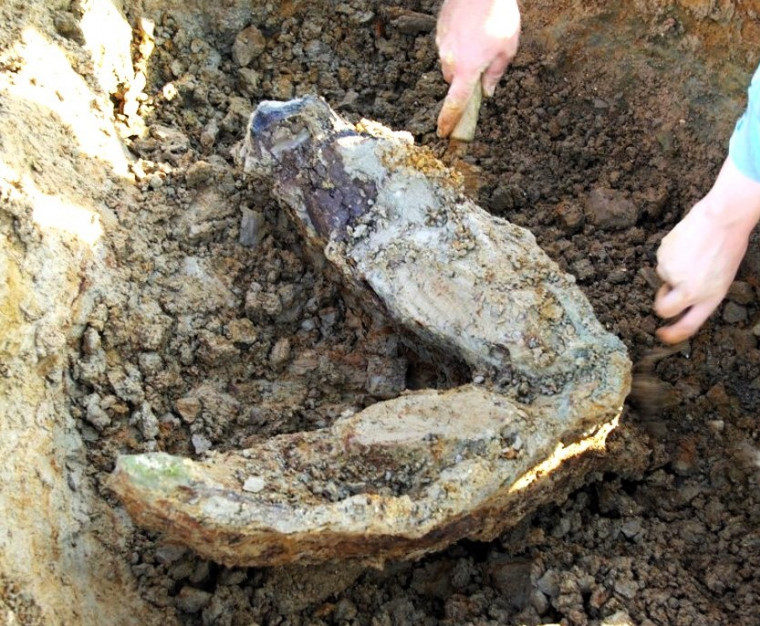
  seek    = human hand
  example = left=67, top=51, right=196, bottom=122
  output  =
left=654, top=158, right=760, bottom=343
left=435, top=0, right=521, bottom=139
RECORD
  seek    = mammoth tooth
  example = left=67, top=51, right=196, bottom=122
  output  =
left=108, top=96, right=631, bottom=567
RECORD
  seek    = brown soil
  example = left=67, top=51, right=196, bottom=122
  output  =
left=2, top=1, right=760, bottom=625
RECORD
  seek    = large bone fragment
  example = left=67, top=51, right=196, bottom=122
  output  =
left=109, top=96, right=631, bottom=567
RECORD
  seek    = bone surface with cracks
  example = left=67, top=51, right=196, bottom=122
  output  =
left=108, top=96, right=631, bottom=567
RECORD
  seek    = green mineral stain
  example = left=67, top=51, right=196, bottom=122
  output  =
left=117, top=453, right=194, bottom=490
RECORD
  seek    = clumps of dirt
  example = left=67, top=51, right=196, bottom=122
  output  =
left=3, top=0, right=760, bottom=623
left=75, top=1, right=760, bottom=623
left=0, top=576, right=45, bottom=626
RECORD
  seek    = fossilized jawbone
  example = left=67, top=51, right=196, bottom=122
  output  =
left=108, top=96, right=631, bottom=567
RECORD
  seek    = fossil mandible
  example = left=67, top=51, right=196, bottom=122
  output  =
left=108, top=96, right=631, bottom=567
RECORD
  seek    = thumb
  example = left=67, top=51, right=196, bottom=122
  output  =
left=653, top=283, right=690, bottom=320
left=482, top=53, right=511, bottom=97
left=656, top=300, right=716, bottom=344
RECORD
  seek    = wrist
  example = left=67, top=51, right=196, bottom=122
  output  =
left=701, top=157, right=760, bottom=232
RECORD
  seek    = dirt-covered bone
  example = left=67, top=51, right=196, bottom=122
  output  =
left=108, top=97, right=631, bottom=567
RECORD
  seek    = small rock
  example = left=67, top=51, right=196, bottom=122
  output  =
left=672, top=438, right=698, bottom=476
left=608, top=269, right=629, bottom=284
left=81, top=327, right=102, bottom=355
left=620, top=518, right=642, bottom=539
left=200, top=119, right=219, bottom=150
left=584, top=187, right=639, bottom=230
left=530, top=589, right=550, bottom=616
left=169, top=58, right=185, bottom=78
left=232, top=25, right=266, bottom=67
left=366, top=356, right=407, bottom=399
left=536, top=569, right=560, bottom=598
left=703, top=561, right=737, bottom=594
left=239, top=208, right=267, bottom=248
left=78, top=349, right=106, bottom=384
left=150, top=124, right=189, bottom=154
left=168, top=559, right=195, bottom=581
left=197, top=330, right=239, bottom=365
left=242, top=476, right=266, bottom=493
left=450, top=558, right=474, bottom=589
left=175, top=586, right=212, bottom=614
left=238, top=67, right=261, bottom=96
left=190, top=561, right=211, bottom=584
left=589, top=585, right=609, bottom=610
left=638, top=186, right=669, bottom=219
left=388, top=9, right=436, bottom=34
left=175, top=396, right=201, bottom=423
left=246, top=283, right=282, bottom=318
left=53, top=11, right=85, bottom=45
left=334, top=598, right=358, bottom=621
left=192, top=434, right=213, bottom=454
left=148, top=173, right=164, bottom=189
left=185, top=161, right=216, bottom=188
left=485, top=558, right=532, bottom=609
left=138, top=352, right=163, bottom=377
left=705, top=382, right=730, bottom=407
left=155, top=544, right=187, bottom=565
left=707, top=419, right=725, bottom=433
left=727, top=280, right=755, bottom=305
left=723, top=301, right=747, bottom=324
left=732, top=328, right=757, bottom=355
left=336, top=89, right=361, bottom=110
left=224, top=318, right=259, bottom=345
left=221, top=96, right=252, bottom=134
left=752, top=318, right=760, bottom=337
left=269, top=337, right=292, bottom=370
left=271, top=74, right=294, bottom=100
left=638, top=266, right=661, bottom=290
left=572, top=258, right=595, bottom=282
left=490, top=184, right=516, bottom=212
left=133, top=401, right=159, bottom=441
left=108, top=364, right=144, bottom=403
left=555, top=200, right=584, bottom=233
left=602, top=610, right=636, bottom=626
left=85, top=394, right=111, bottom=431
left=218, top=568, right=248, bottom=586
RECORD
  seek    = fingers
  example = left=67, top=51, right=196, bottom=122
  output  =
left=654, top=280, right=722, bottom=344
left=439, top=50, right=455, bottom=85
left=437, top=73, right=480, bottom=138
left=656, top=300, right=716, bottom=345
left=652, top=282, right=688, bottom=320
left=438, top=52, right=511, bottom=139
left=482, top=53, right=511, bottom=97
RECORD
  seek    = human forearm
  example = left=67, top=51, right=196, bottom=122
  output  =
left=702, top=157, right=760, bottom=231
left=654, top=158, right=760, bottom=343
left=653, top=61, right=760, bottom=343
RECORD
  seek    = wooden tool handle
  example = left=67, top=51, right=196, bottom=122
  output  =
left=450, top=81, right=483, bottom=142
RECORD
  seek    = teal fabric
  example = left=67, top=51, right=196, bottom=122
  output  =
left=729, top=64, right=760, bottom=182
